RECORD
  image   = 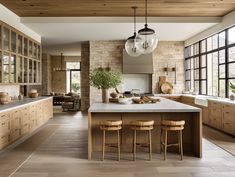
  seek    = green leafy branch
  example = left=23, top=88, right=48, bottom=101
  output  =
left=230, top=82, right=235, bottom=94
left=90, top=68, right=122, bottom=89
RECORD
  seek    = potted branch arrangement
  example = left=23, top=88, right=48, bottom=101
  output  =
left=229, top=82, right=235, bottom=101
left=90, top=68, right=122, bottom=103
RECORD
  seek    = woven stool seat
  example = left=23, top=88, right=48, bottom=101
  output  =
left=100, top=120, right=122, bottom=126
left=100, top=125, right=122, bottom=131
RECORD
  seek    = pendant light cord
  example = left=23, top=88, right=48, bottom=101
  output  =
left=145, top=0, right=147, bottom=25
left=134, top=7, right=136, bottom=33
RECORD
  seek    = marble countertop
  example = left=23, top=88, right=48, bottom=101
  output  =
left=0, top=96, right=52, bottom=113
left=89, top=97, right=201, bottom=113
left=155, top=93, right=235, bottom=105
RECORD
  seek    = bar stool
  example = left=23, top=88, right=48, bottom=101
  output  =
left=131, top=120, right=154, bottom=161
left=160, top=120, right=185, bottom=160
left=100, top=120, right=122, bottom=161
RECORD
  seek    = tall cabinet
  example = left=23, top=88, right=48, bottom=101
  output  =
left=0, top=21, right=41, bottom=85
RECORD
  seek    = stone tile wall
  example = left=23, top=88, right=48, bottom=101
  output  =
left=152, top=41, right=185, bottom=93
left=89, top=41, right=124, bottom=104
left=50, top=55, right=67, bottom=93
left=81, top=42, right=90, bottom=111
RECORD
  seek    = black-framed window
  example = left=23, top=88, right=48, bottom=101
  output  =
left=66, top=62, right=81, bottom=94
left=185, top=25, right=235, bottom=98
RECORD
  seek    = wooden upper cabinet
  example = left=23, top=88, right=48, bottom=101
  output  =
left=0, top=21, right=41, bottom=85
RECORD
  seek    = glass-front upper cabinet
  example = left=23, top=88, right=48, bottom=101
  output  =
left=29, top=59, right=33, bottom=83
left=29, top=40, right=33, bottom=58
left=23, top=37, right=28, bottom=56
left=3, top=52, right=10, bottom=83
left=34, top=60, right=37, bottom=83
left=10, top=54, right=16, bottom=83
left=0, top=51, right=2, bottom=83
left=3, top=27, right=10, bottom=51
left=37, top=62, right=41, bottom=83
left=37, top=45, right=40, bottom=60
left=24, top=57, right=28, bottom=83
left=17, top=56, right=23, bottom=83
left=33, top=43, right=37, bottom=58
left=11, top=31, right=17, bottom=53
left=0, top=25, right=2, bottom=49
left=18, top=35, right=23, bottom=55
left=0, top=22, right=41, bottom=84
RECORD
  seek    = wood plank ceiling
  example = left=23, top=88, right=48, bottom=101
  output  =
left=1, top=0, right=235, bottom=17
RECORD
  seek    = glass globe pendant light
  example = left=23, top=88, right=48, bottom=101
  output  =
left=125, top=6, right=141, bottom=57
left=135, top=0, right=158, bottom=54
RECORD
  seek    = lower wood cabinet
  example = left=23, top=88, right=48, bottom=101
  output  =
left=163, top=95, right=235, bottom=136
left=0, top=113, right=11, bottom=149
left=0, top=98, right=53, bottom=150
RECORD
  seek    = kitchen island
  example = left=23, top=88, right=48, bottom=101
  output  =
left=88, top=97, right=202, bottom=160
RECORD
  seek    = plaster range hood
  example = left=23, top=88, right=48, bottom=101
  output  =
left=122, top=50, right=153, bottom=74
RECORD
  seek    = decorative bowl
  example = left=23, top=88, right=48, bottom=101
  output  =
left=29, top=89, right=38, bottom=94
left=110, top=92, right=119, bottom=98
left=29, top=92, right=39, bottom=98
left=118, top=98, right=132, bottom=104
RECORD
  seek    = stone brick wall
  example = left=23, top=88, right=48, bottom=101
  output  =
left=89, top=41, right=124, bottom=104
left=81, top=42, right=90, bottom=111
left=50, top=55, right=67, bottom=93
left=41, top=53, right=52, bottom=95
left=152, top=41, right=185, bottom=93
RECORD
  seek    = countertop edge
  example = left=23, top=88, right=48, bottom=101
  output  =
left=0, top=96, right=52, bottom=113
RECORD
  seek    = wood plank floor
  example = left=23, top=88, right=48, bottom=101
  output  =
left=0, top=109, right=235, bottom=177
left=203, top=125, right=235, bottom=156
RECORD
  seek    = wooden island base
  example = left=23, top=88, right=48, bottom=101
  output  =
left=88, top=99, right=202, bottom=160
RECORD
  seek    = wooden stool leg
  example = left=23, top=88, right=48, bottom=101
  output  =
left=133, top=130, right=136, bottom=161
left=102, top=130, right=105, bottom=161
left=117, top=130, right=120, bottom=161
left=178, top=130, right=180, bottom=154
left=149, top=130, right=152, bottom=161
left=180, top=130, right=183, bottom=160
left=160, top=129, right=162, bottom=153
left=164, top=130, right=168, bottom=160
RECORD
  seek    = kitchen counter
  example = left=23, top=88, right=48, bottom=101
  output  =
left=0, top=96, right=52, bottom=113
left=88, top=99, right=202, bottom=160
left=89, top=97, right=200, bottom=113
left=155, top=93, right=235, bottom=106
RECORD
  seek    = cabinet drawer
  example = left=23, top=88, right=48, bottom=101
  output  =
left=223, top=123, right=234, bottom=134
left=210, top=109, right=222, bottom=118
left=209, top=101, right=222, bottom=109
left=21, top=124, right=29, bottom=135
left=10, top=129, right=20, bottom=142
left=0, top=117, right=10, bottom=135
left=0, top=134, right=9, bottom=148
left=211, top=119, right=222, bottom=129
left=223, top=111, right=234, bottom=123
left=223, top=104, right=234, bottom=113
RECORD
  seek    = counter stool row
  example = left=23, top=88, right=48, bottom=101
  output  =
left=100, top=119, right=185, bottom=161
